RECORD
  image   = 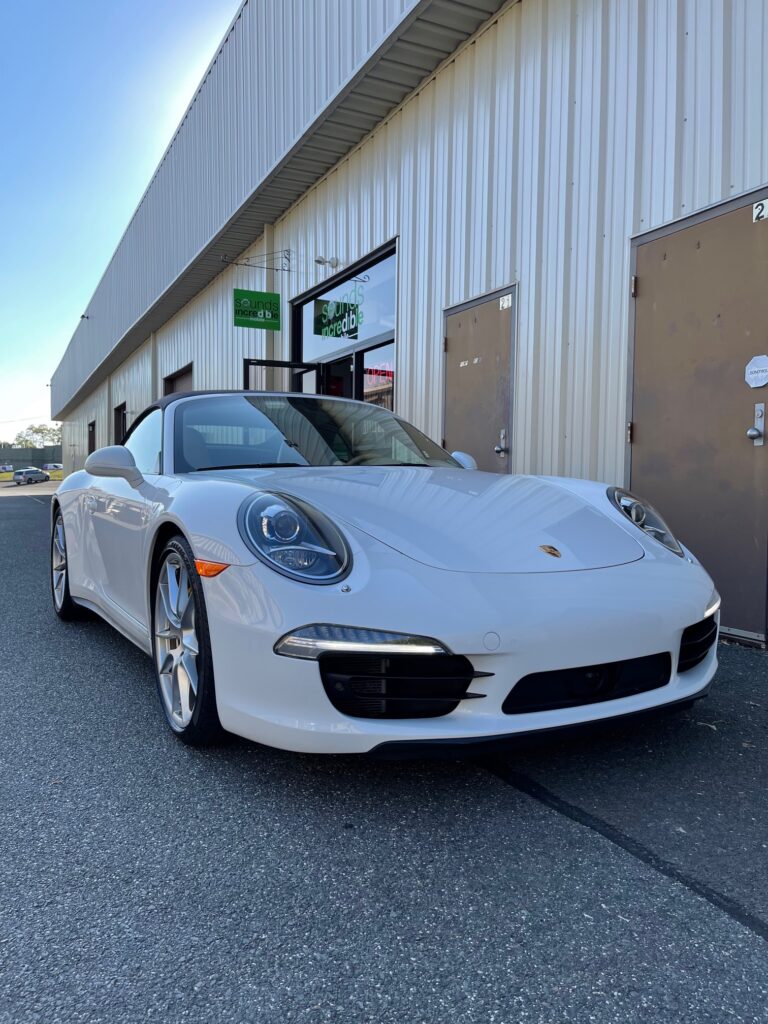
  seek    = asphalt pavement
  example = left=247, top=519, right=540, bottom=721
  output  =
left=1, top=496, right=767, bottom=1023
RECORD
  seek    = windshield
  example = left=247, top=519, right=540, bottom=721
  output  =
left=173, top=395, right=458, bottom=472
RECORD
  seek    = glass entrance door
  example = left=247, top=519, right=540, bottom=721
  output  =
left=324, top=356, right=354, bottom=399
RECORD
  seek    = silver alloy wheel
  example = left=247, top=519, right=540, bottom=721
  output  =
left=154, top=552, right=199, bottom=729
left=52, top=514, right=67, bottom=610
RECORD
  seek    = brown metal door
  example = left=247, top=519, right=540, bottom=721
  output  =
left=163, top=365, right=194, bottom=395
left=632, top=203, right=768, bottom=639
left=443, top=290, right=515, bottom=473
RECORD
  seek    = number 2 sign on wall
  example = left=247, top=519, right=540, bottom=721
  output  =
left=754, top=199, right=768, bottom=223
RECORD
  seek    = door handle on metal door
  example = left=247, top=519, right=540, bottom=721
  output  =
left=494, top=428, right=509, bottom=457
left=748, top=403, right=765, bottom=446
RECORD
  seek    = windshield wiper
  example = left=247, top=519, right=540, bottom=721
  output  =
left=193, top=463, right=305, bottom=471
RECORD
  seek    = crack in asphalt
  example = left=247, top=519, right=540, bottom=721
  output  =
left=487, top=763, right=768, bottom=944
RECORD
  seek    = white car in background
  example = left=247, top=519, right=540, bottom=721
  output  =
left=50, top=391, right=719, bottom=754
left=14, top=467, right=49, bottom=485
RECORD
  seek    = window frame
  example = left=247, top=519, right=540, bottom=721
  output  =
left=290, top=241, right=397, bottom=402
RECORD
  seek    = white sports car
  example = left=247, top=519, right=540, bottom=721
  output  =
left=51, top=391, right=720, bottom=754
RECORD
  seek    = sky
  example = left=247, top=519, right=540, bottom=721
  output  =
left=0, top=0, right=240, bottom=444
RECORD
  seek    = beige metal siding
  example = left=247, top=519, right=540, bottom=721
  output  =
left=62, top=0, right=768, bottom=486
left=274, top=0, right=768, bottom=482
left=61, top=385, right=109, bottom=475
left=109, top=340, right=153, bottom=435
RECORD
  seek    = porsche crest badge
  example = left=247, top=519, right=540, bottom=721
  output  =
left=539, top=544, right=562, bottom=558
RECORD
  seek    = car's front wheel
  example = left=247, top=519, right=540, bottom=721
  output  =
left=51, top=510, right=81, bottom=620
left=152, top=536, right=223, bottom=745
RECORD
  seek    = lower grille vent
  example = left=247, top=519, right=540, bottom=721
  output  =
left=502, top=653, right=672, bottom=715
left=320, top=653, right=484, bottom=719
left=678, top=617, right=718, bottom=673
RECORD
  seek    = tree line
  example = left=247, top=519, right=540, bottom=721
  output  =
left=0, top=424, right=62, bottom=448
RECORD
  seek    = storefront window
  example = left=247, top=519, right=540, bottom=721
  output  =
left=294, top=249, right=397, bottom=408
left=299, top=252, right=396, bottom=362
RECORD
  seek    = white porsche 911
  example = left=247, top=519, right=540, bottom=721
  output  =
left=51, top=391, right=719, bottom=754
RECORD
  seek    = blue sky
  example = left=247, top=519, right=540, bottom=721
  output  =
left=0, top=0, right=239, bottom=442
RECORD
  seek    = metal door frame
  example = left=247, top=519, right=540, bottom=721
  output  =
left=627, top=183, right=768, bottom=644
left=442, top=283, right=518, bottom=463
left=242, top=358, right=323, bottom=393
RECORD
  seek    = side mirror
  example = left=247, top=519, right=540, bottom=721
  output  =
left=451, top=451, right=478, bottom=471
left=84, top=446, right=143, bottom=487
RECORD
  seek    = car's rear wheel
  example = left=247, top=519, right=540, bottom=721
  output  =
left=152, top=537, right=223, bottom=745
left=51, top=510, right=81, bottom=620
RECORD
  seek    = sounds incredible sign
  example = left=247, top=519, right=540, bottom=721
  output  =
left=313, top=281, right=365, bottom=341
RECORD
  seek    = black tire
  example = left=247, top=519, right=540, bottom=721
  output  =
left=151, top=536, right=224, bottom=746
left=51, top=509, right=82, bottom=621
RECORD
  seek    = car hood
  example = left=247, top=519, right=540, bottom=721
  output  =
left=197, top=466, right=644, bottom=573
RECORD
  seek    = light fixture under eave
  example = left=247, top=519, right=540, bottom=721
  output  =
left=314, top=256, right=340, bottom=269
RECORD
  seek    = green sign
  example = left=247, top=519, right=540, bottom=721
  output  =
left=313, top=298, right=361, bottom=340
left=234, top=289, right=280, bottom=330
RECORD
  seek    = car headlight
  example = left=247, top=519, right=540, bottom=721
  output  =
left=607, top=487, right=684, bottom=557
left=237, top=492, right=351, bottom=583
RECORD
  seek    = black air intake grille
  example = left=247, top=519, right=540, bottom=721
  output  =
left=502, top=653, right=672, bottom=715
left=678, top=617, right=718, bottom=673
left=319, top=653, right=483, bottom=719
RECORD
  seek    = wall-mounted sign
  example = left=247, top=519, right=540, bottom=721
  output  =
left=753, top=199, right=767, bottom=223
left=745, top=355, right=768, bottom=388
left=234, top=289, right=280, bottom=330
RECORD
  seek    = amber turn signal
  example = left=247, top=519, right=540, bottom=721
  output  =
left=194, top=559, right=230, bottom=578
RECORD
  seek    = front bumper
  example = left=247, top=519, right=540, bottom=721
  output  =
left=201, top=539, right=718, bottom=754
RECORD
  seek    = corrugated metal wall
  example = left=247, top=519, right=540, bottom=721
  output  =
left=62, top=0, right=768, bottom=483
left=62, top=385, right=109, bottom=472
left=110, top=339, right=154, bottom=431
left=52, top=0, right=416, bottom=417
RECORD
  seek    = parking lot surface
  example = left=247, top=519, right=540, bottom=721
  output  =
left=1, top=496, right=767, bottom=1023
left=0, top=479, right=59, bottom=497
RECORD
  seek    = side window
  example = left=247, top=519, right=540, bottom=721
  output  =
left=124, top=409, right=162, bottom=475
